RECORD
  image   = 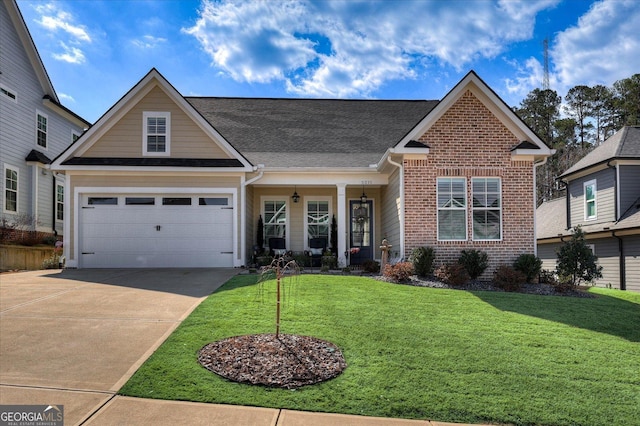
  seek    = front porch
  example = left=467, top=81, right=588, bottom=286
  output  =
left=247, top=182, right=399, bottom=268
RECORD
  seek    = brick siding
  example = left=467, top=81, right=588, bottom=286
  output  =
left=404, top=90, right=534, bottom=279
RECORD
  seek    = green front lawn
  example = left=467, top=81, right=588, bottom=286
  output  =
left=119, top=275, right=640, bottom=425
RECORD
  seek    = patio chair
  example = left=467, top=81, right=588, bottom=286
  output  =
left=269, top=237, right=287, bottom=256
left=308, top=237, right=327, bottom=267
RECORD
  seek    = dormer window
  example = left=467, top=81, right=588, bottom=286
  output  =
left=143, top=111, right=170, bottom=155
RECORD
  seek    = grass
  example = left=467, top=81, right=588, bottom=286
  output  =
left=119, top=275, right=640, bottom=425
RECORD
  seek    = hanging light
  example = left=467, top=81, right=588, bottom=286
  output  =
left=292, top=186, right=300, bottom=203
left=360, top=185, right=368, bottom=203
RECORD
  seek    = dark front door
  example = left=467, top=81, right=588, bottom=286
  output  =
left=349, top=200, right=372, bottom=265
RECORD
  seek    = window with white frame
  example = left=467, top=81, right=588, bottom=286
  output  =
left=306, top=199, right=330, bottom=247
left=4, top=165, right=18, bottom=213
left=1, top=85, right=17, bottom=102
left=437, top=177, right=467, bottom=240
left=472, top=178, right=502, bottom=240
left=56, top=183, right=64, bottom=221
left=143, top=111, right=170, bottom=155
left=584, top=180, right=597, bottom=220
left=36, top=112, right=48, bottom=148
left=263, top=199, right=287, bottom=245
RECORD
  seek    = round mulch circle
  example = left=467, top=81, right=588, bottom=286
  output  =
left=198, top=333, right=347, bottom=389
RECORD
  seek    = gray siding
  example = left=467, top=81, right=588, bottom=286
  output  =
left=567, top=168, right=615, bottom=228
left=537, top=242, right=559, bottom=273
left=618, top=165, right=640, bottom=217
left=592, top=238, right=621, bottom=289
left=0, top=1, right=85, bottom=234
left=625, top=235, right=640, bottom=292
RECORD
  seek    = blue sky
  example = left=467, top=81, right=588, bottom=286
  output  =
left=16, top=0, right=640, bottom=123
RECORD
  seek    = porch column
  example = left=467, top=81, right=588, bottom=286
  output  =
left=336, top=183, right=347, bottom=267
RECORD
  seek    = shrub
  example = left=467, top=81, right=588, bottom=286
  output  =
left=361, top=259, right=380, bottom=274
left=493, top=265, right=526, bottom=292
left=458, top=249, right=488, bottom=280
left=556, top=226, right=603, bottom=287
left=434, top=263, right=469, bottom=286
left=513, top=254, right=542, bottom=283
left=322, top=255, right=338, bottom=270
left=539, top=269, right=558, bottom=285
left=409, top=246, right=435, bottom=277
left=383, top=262, right=414, bottom=283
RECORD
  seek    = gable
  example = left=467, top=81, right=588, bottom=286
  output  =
left=81, top=86, right=231, bottom=159
left=53, top=69, right=252, bottom=170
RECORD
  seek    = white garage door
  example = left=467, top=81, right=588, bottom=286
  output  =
left=80, top=194, right=234, bottom=268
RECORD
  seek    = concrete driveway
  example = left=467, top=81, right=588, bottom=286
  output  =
left=0, top=268, right=242, bottom=425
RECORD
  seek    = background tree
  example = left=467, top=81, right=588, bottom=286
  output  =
left=515, top=88, right=561, bottom=145
left=589, top=84, right=616, bottom=144
left=564, top=85, right=594, bottom=148
left=612, top=74, right=640, bottom=126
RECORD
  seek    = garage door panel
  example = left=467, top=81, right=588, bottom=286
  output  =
left=80, top=195, right=234, bottom=268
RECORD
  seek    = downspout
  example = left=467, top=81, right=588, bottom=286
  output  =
left=533, top=157, right=549, bottom=256
left=612, top=231, right=626, bottom=290
left=559, top=179, right=570, bottom=230
left=387, top=156, right=404, bottom=261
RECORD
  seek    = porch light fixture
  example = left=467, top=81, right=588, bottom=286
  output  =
left=360, top=185, right=368, bottom=203
left=292, top=186, right=300, bottom=203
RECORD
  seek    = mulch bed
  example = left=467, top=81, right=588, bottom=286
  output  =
left=198, top=333, right=347, bottom=389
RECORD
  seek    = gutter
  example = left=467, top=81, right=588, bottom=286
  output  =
left=386, top=155, right=404, bottom=261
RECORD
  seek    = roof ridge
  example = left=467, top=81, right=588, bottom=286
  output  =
left=185, top=96, right=439, bottom=102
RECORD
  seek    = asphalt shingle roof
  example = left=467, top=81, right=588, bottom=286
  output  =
left=561, top=126, right=640, bottom=178
left=186, top=97, right=439, bottom=168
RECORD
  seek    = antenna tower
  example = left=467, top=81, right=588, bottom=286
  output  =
left=543, top=38, right=550, bottom=91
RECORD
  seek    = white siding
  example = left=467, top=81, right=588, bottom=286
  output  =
left=0, top=1, right=86, bottom=234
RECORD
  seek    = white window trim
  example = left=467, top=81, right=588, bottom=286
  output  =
left=437, top=177, right=467, bottom=241
left=261, top=196, right=289, bottom=251
left=584, top=179, right=597, bottom=221
left=471, top=177, right=503, bottom=242
left=55, top=181, right=65, bottom=223
left=142, top=111, right=171, bottom=156
left=1, top=85, right=17, bottom=102
left=303, top=196, right=332, bottom=250
left=3, top=164, right=19, bottom=214
left=36, top=110, right=48, bottom=149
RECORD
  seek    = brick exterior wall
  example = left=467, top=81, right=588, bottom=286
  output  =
left=404, top=90, right=534, bottom=279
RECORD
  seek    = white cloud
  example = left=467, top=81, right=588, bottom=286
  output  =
left=58, top=92, right=75, bottom=103
left=33, top=2, right=91, bottom=65
left=52, top=42, right=85, bottom=64
left=184, top=0, right=559, bottom=97
left=551, top=0, right=640, bottom=92
left=34, top=3, right=91, bottom=42
left=132, top=35, right=168, bottom=49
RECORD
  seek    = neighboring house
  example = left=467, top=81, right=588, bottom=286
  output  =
left=1, top=0, right=90, bottom=238
left=51, top=68, right=552, bottom=273
left=537, top=126, right=640, bottom=292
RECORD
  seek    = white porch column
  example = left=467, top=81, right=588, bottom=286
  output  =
left=336, top=183, right=347, bottom=267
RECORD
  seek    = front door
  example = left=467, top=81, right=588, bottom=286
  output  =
left=349, top=200, right=373, bottom=265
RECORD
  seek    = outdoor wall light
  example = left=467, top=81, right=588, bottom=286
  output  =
left=360, top=185, right=368, bottom=203
left=292, top=186, right=300, bottom=203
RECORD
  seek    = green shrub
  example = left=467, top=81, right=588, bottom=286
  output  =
left=292, top=253, right=310, bottom=267
left=409, top=246, right=435, bottom=277
left=322, top=255, right=338, bottom=270
left=513, top=254, right=542, bottom=283
left=493, top=265, right=526, bottom=292
left=458, top=249, right=488, bottom=279
left=361, top=259, right=380, bottom=274
left=383, top=262, right=414, bottom=283
left=556, top=226, right=603, bottom=287
left=434, top=263, right=470, bottom=286
left=539, top=269, right=558, bottom=285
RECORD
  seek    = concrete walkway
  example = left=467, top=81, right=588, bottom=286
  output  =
left=0, top=269, right=487, bottom=426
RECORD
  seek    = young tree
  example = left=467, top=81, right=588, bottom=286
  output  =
left=556, top=226, right=603, bottom=287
